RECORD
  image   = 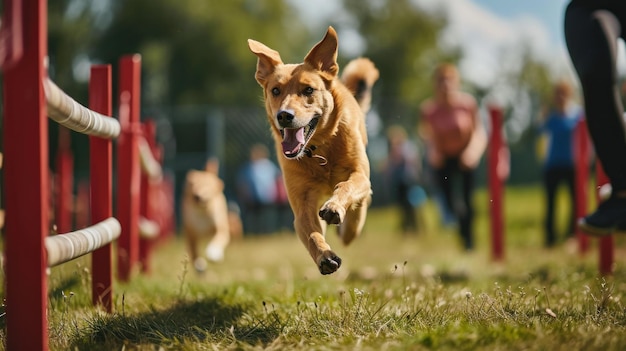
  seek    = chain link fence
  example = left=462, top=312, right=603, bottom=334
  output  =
left=142, top=103, right=545, bottom=232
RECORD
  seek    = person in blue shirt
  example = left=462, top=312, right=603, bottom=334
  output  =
left=539, top=80, right=583, bottom=247
left=236, top=143, right=282, bottom=234
left=565, top=0, right=626, bottom=235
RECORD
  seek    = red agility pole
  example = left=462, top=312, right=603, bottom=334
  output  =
left=55, top=126, right=74, bottom=233
left=139, top=119, right=161, bottom=273
left=117, top=54, right=142, bottom=281
left=89, top=64, right=115, bottom=311
left=2, top=0, right=49, bottom=349
left=595, top=164, right=614, bottom=275
left=574, top=119, right=591, bottom=254
left=488, top=105, right=505, bottom=261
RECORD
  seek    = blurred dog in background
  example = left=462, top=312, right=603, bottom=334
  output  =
left=181, top=159, right=239, bottom=272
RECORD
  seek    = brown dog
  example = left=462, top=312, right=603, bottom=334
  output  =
left=181, top=159, right=232, bottom=272
left=248, top=26, right=379, bottom=275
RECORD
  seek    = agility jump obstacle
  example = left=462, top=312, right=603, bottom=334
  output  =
left=487, top=108, right=614, bottom=274
left=0, top=0, right=163, bottom=349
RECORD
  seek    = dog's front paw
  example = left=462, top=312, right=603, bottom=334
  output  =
left=317, top=250, right=342, bottom=275
left=205, top=244, right=225, bottom=262
left=193, top=257, right=208, bottom=273
left=319, top=201, right=345, bottom=225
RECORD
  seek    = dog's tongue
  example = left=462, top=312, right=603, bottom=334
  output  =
left=281, top=127, right=305, bottom=156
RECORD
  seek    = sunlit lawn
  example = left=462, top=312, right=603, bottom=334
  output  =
left=1, top=184, right=625, bottom=350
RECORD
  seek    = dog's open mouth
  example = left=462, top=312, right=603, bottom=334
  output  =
left=280, top=117, right=319, bottom=158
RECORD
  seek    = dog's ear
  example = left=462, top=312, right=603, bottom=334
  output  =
left=204, top=157, right=219, bottom=175
left=213, top=177, right=225, bottom=193
left=248, top=39, right=283, bottom=86
left=304, top=26, right=339, bottom=77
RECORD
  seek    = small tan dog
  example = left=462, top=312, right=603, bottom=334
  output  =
left=181, top=159, right=232, bottom=272
left=248, top=26, right=379, bottom=275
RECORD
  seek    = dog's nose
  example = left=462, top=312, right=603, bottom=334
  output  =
left=276, top=109, right=295, bottom=127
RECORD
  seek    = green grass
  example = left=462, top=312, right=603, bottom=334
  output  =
left=2, top=184, right=626, bottom=350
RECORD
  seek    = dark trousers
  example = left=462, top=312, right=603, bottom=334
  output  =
left=565, top=1, right=626, bottom=192
left=435, top=157, right=475, bottom=250
left=396, top=181, right=418, bottom=233
left=543, top=165, right=576, bottom=247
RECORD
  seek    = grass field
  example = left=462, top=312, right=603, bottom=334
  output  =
left=1, top=185, right=625, bottom=350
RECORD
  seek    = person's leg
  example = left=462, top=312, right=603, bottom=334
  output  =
left=543, top=167, right=559, bottom=247
left=435, top=159, right=457, bottom=229
left=459, top=166, right=476, bottom=251
left=397, top=182, right=415, bottom=233
left=565, top=3, right=626, bottom=234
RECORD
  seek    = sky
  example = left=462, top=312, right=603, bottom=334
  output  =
left=413, top=0, right=573, bottom=88
left=291, top=0, right=626, bottom=89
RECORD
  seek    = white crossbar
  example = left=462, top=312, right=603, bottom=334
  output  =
left=138, top=137, right=163, bottom=181
left=45, top=217, right=121, bottom=267
left=44, top=78, right=121, bottom=139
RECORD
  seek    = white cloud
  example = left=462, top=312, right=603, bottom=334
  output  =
left=414, top=0, right=572, bottom=88
left=291, top=0, right=625, bottom=86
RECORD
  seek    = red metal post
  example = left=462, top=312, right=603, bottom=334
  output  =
left=0, top=0, right=23, bottom=68
left=488, top=105, right=505, bottom=261
left=117, top=54, right=142, bottom=281
left=139, top=120, right=159, bottom=273
left=595, top=164, right=614, bottom=275
left=55, top=126, right=73, bottom=233
left=574, top=119, right=590, bottom=254
left=89, top=64, right=114, bottom=311
left=2, top=0, right=49, bottom=349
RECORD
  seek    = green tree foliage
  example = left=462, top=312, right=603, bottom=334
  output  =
left=340, top=0, right=461, bottom=128
left=48, top=0, right=101, bottom=103
left=93, top=0, right=310, bottom=106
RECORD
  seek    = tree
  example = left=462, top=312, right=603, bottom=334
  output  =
left=93, top=0, right=311, bottom=106
left=340, top=0, right=460, bottom=129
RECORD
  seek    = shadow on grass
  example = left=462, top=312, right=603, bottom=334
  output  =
left=70, top=296, right=282, bottom=349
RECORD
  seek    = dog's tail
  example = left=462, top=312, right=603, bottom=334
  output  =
left=341, top=58, right=380, bottom=114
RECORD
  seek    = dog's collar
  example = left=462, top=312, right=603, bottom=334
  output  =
left=304, top=145, right=327, bottom=166
left=304, top=145, right=316, bottom=157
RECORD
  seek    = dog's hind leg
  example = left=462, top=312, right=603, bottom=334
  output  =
left=338, top=197, right=369, bottom=246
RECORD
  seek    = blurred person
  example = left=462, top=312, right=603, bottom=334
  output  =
left=236, top=143, right=282, bottom=234
left=538, top=80, right=583, bottom=247
left=383, top=125, right=423, bottom=235
left=419, top=63, right=487, bottom=250
left=565, top=1, right=626, bottom=234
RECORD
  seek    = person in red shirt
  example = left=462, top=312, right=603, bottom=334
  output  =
left=419, top=63, right=487, bottom=250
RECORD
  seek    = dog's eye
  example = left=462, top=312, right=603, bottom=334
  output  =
left=303, top=86, right=314, bottom=96
left=271, top=87, right=281, bottom=96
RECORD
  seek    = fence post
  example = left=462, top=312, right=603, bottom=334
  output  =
left=89, top=64, right=114, bottom=311
left=139, top=120, right=157, bottom=273
left=55, top=127, right=73, bottom=233
left=2, top=0, right=49, bottom=349
left=574, top=119, right=590, bottom=254
left=595, top=164, right=614, bottom=275
left=117, top=54, right=142, bottom=281
left=488, top=105, right=505, bottom=262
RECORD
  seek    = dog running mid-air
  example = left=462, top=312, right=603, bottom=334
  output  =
left=248, top=26, right=379, bottom=275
